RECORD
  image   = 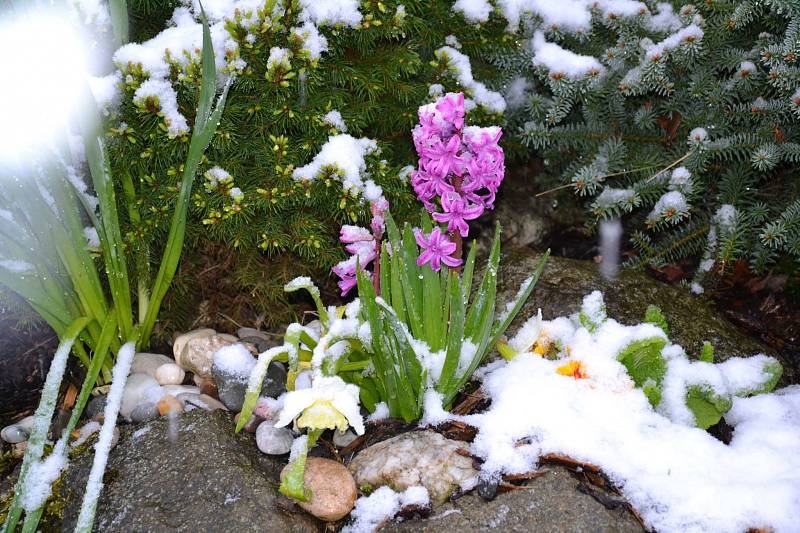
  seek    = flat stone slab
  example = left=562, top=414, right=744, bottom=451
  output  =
left=383, top=466, right=643, bottom=532
left=59, top=410, right=320, bottom=532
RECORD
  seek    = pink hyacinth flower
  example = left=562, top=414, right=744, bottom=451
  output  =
left=432, top=191, right=484, bottom=237
left=414, top=227, right=462, bottom=272
left=435, top=92, right=465, bottom=131
left=424, top=134, right=464, bottom=179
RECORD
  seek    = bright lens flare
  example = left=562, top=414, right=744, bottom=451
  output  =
left=0, top=9, right=91, bottom=164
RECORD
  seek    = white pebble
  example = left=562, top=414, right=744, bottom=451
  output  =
left=155, top=363, right=185, bottom=385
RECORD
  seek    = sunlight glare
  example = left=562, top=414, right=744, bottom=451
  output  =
left=0, top=8, right=92, bottom=164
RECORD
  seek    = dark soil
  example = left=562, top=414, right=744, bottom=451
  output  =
left=0, top=315, right=58, bottom=427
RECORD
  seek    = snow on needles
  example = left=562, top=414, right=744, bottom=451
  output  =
left=113, top=0, right=358, bottom=135
left=532, top=31, right=604, bottom=79
left=293, top=134, right=379, bottom=198
left=462, top=303, right=800, bottom=532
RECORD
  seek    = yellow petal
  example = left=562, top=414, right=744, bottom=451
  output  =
left=297, top=400, right=349, bottom=432
left=556, top=360, right=588, bottom=379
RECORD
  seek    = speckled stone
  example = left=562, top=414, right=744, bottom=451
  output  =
left=347, top=431, right=478, bottom=505
left=281, top=457, right=356, bottom=522
left=177, top=334, right=237, bottom=378
left=59, top=410, right=321, bottom=532
left=382, top=466, right=643, bottom=533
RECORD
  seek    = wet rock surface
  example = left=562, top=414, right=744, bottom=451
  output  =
left=383, top=465, right=643, bottom=532
left=495, top=249, right=795, bottom=384
left=59, top=409, right=321, bottom=532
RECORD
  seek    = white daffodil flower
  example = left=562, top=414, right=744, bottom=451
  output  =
left=275, top=375, right=365, bottom=435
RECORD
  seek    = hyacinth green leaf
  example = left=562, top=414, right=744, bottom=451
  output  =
left=357, top=266, right=399, bottom=416
left=279, top=430, right=321, bottom=502
left=644, top=305, right=670, bottom=336
left=437, top=273, right=465, bottom=394
left=283, top=277, right=329, bottom=327
left=464, top=224, right=501, bottom=341
left=616, top=337, right=668, bottom=395
left=686, top=385, right=733, bottom=429
left=699, top=341, right=714, bottom=363
left=400, top=223, right=424, bottom=339
left=379, top=243, right=391, bottom=305
left=488, top=250, right=549, bottom=351
left=378, top=302, right=423, bottom=421
left=389, top=242, right=406, bottom=325
left=461, top=239, right=477, bottom=306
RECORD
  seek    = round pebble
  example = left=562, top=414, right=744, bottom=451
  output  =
left=255, top=422, right=293, bottom=455
left=157, top=394, right=183, bottom=416
left=1, top=424, right=29, bottom=444
left=281, top=457, right=357, bottom=521
left=155, top=363, right=186, bottom=385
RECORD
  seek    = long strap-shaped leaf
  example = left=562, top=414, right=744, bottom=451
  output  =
left=74, top=341, right=136, bottom=533
left=2, top=318, right=90, bottom=533
left=138, top=7, right=233, bottom=347
left=20, top=311, right=120, bottom=533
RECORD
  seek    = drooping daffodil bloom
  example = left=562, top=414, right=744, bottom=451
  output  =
left=275, top=375, right=365, bottom=435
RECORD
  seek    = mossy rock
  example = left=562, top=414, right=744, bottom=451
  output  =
left=59, top=410, right=321, bottom=532
left=495, top=249, right=796, bottom=386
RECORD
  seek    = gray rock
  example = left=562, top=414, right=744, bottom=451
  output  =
left=495, top=249, right=795, bottom=384
left=213, top=359, right=287, bottom=412
left=83, top=394, right=106, bottom=420
left=382, top=466, right=643, bottom=532
left=128, top=403, right=159, bottom=424
left=255, top=423, right=293, bottom=455
left=130, top=353, right=174, bottom=379
left=59, top=409, right=321, bottom=532
left=348, top=431, right=478, bottom=505
left=262, top=361, right=288, bottom=398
